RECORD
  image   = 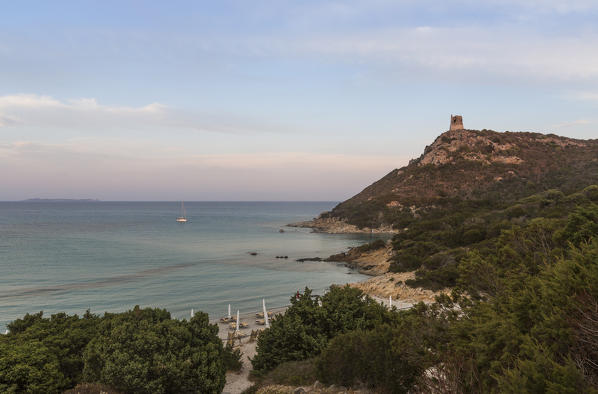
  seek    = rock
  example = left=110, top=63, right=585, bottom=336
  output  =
left=288, top=217, right=398, bottom=234
left=293, top=388, right=306, bottom=394
left=296, top=257, right=323, bottom=262
left=249, top=252, right=258, bottom=256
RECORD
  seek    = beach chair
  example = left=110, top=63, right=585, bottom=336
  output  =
left=229, top=321, right=249, bottom=330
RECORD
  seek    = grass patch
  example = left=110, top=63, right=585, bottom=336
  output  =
left=253, top=359, right=318, bottom=388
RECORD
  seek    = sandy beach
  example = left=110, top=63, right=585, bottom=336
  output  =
left=213, top=306, right=289, bottom=394
left=215, top=293, right=422, bottom=393
left=214, top=241, right=447, bottom=393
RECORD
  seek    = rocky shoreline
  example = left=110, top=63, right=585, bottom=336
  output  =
left=288, top=216, right=397, bottom=234
left=323, top=241, right=447, bottom=303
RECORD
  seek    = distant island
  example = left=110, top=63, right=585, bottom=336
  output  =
left=22, top=198, right=101, bottom=202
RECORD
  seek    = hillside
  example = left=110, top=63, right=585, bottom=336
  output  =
left=299, top=128, right=598, bottom=231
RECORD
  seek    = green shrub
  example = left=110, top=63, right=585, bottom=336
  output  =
left=251, top=286, right=393, bottom=374
left=0, top=306, right=226, bottom=394
left=317, top=325, right=428, bottom=393
left=223, top=344, right=243, bottom=372
left=82, top=307, right=225, bottom=394
left=0, top=340, right=67, bottom=393
left=258, top=359, right=318, bottom=387
left=63, top=383, right=122, bottom=394
left=0, top=310, right=100, bottom=392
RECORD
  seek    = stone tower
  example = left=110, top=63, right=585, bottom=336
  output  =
left=450, top=115, right=464, bottom=131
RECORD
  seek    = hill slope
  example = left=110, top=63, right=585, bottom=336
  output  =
left=307, top=128, right=598, bottom=231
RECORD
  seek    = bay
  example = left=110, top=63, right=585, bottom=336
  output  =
left=0, top=201, right=374, bottom=331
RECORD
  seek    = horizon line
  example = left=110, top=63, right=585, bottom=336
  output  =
left=1, top=199, right=342, bottom=203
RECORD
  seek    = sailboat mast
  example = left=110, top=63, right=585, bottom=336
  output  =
left=176, top=201, right=188, bottom=223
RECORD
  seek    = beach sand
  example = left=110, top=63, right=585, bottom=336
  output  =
left=216, top=242, right=445, bottom=393
left=214, top=306, right=288, bottom=394
left=215, top=293, right=419, bottom=393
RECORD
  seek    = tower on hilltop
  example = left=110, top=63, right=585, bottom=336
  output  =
left=450, top=115, right=464, bottom=131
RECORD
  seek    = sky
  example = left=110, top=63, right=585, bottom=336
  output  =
left=1, top=0, right=597, bottom=201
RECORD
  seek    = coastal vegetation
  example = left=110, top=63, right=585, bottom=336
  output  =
left=250, top=286, right=395, bottom=375
left=310, top=130, right=598, bottom=292
left=0, top=307, right=226, bottom=393
left=391, top=185, right=598, bottom=290
left=248, top=187, right=598, bottom=393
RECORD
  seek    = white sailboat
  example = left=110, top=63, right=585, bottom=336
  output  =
left=176, top=201, right=188, bottom=223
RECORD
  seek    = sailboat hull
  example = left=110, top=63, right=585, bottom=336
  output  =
left=176, top=201, right=188, bottom=222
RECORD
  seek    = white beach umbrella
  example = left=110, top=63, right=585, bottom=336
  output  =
left=236, top=310, right=240, bottom=333
left=190, top=308, right=194, bottom=318
left=228, top=304, right=231, bottom=319
left=263, top=298, right=269, bottom=328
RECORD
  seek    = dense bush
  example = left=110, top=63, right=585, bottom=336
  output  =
left=441, top=239, right=598, bottom=393
left=390, top=187, right=598, bottom=289
left=0, top=340, right=67, bottom=393
left=251, top=188, right=598, bottom=392
left=83, top=307, right=225, bottom=393
left=257, top=359, right=318, bottom=387
left=223, top=344, right=243, bottom=372
left=0, top=307, right=225, bottom=394
left=0, top=310, right=100, bottom=392
left=317, top=321, right=433, bottom=393
left=251, top=286, right=393, bottom=374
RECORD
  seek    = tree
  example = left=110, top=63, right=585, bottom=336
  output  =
left=82, top=306, right=225, bottom=394
left=251, top=286, right=393, bottom=374
left=0, top=341, right=67, bottom=393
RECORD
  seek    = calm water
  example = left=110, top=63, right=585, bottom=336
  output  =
left=0, top=201, right=374, bottom=331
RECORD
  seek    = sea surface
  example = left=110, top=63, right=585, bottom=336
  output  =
left=0, top=201, right=377, bottom=331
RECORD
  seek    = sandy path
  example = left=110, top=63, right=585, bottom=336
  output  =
left=214, top=277, right=430, bottom=392
left=213, top=306, right=288, bottom=394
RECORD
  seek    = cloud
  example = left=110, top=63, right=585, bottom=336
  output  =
left=550, top=119, right=592, bottom=129
left=492, top=0, right=598, bottom=13
left=0, top=94, right=165, bottom=131
left=0, top=94, right=292, bottom=135
left=232, top=26, right=598, bottom=82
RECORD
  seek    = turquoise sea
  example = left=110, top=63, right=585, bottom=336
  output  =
left=0, top=201, right=375, bottom=331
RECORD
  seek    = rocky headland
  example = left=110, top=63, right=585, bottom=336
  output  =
left=288, top=216, right=397, bottom=234
left=323, top=241, right=444, bottom=303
